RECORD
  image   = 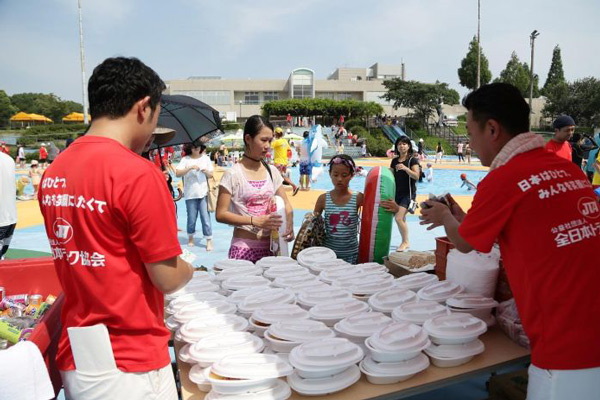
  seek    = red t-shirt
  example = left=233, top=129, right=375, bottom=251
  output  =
left=39, top=146, right=48, bottom=159
left=38, top=136, right=181, bottom=372
left=545, top=139, right=572, bottom=161
left=459, top=148, right=600, bottom=369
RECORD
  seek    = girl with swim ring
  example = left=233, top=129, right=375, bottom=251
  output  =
left=390, top=136, right=421, bottom=252
left=216, top=115, right=294, bottom=263
left=314, top=155, right=364, bottom=264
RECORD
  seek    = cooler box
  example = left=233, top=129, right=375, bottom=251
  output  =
left=0, top=257, right=64, bottom=398
left=435, top=237, right=513, bottom=302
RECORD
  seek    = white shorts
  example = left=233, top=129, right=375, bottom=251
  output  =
left=60, top=364, right=177, bottom=400
left=527, top=364, right=600, bottom=400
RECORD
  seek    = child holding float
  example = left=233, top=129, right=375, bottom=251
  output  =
left=313, top=154, right=364, bottom=264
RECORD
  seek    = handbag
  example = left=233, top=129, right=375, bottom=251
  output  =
left=207, top=176, right=218, bottom=213
left=407, top=157, right=418, bottom=214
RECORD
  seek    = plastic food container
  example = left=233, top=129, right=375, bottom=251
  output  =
left=249, top=304, right=310, bottom=337
left=395, top=272, right=439, bottom=291
left=288, top=338, right=364, bottom=378
left=422, top=314, right=487, bottom=345
left=359, top=353, right=430, bottom=385
left=192, top=270, right=215, bottom=280
left=297, top=286, right=351, bottom=310
left=176, top=314, right=249, bottom=344
left=256, top=256, right=297, bottom=269
left=238, top=288, right=296, bottom=317
left=355, top=262, right=389, bottom=274
left=167, top=300, right=237, bottom=330
left=287, top=365, right=361, bottom=396
left=347, top=279, right=396, bottom=301
left=368, top=287, right=417, bottom=314
left=417, top=281, right=464, bottom=303
left=391, top=300, right=448, bottom=326
left=365, top=322, right=431, bottom=362
left=272, top=274, right=319, bottom=289
left=226, top=287, right=267, bottom=305
left=166, top=292, right=226, bottom=316
left=331, top=271, right=394, bottom=289
left=213, top=259, right=255, bottom=274
left=306, top=259, right=350, bottom=275
left=288, top=281, right=330, bottom=294
left=188, top=364, right=212, bottom=392
left=214, top=265, right=264, bottom=282
left=263, top=265, right=311, bottom=280
left=165, top=280, right=221, bottom=301
left=205, top=379, right=291, bottom=400
left=297, top=247, right=337, bottom=268
left=221, top=275, right=271, bottom=293
left=424, top=339, right=485, bottom=367
left=446, top=294, right=498, bottom=323
left=333, top=312, right=393, bottom=344
left=318, top=266, right=364, bottom=284
left=264, top=320, right=336, bottom=353
left=309, top=298, right=370, bottom=326
left=188, top=332, right=264, bottom=367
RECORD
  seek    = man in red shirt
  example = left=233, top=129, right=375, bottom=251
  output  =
left=38, top=57, right=193, bottom=400
left=420, top=83, right=600, bottom=399
left=545, top=115, right=575, bottom=161
left=39, top=143, right=48, bottom=168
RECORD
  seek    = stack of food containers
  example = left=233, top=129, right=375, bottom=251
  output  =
left=305, top=259, right=350, bottom=275
left=333, top=311, right=392, bottom=352
left=368, top=287, right=417, bottom=315
left=166, top=300, right=236, bottom=331
left=249, top=304, right=310, bottom=337
left=417, top=281, right=464, bottom=303
left=264, top=320, right=336, bottom=354
left=237, top=288, right=296, bottom=318
left=391, top=301, right=449, bottom=326
left=296, top=247, right=337, bottom=269
left=361, top=322, right=431, bottom=384
left=445, top=294, right=498, bottom=327
left=221, top=275, right=271, bottom=296
left=309, top=298, right=370, bottom=326
left=395, top=272, right=439, bottom=292
left=296, top=286, right=352, bottom=310
left=165, top=292, right=226, bottom=317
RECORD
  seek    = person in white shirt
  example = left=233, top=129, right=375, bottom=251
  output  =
left=0, top=152, right=17, bottom=259
left=176, top=143, right=214, bottom=250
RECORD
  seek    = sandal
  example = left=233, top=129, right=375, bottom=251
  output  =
left=293, top=186, right=300, bottom=196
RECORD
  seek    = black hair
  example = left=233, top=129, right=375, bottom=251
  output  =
left=462, top=82, right=530, bottom=137
left=303, top=131, right=309, bottom=138
left=183, top=142, right=206, bottom=155
left=328, top=154, right=356, bottom=174
left=243, top=115, right=274, bottom=147
left=394, top=136, right=414, bottom=157
left=88, top=57, right=165, bottom=120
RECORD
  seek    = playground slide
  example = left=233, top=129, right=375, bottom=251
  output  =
left=380, top=125, right=401, bottom=143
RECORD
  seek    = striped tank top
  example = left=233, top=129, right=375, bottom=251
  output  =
left=323, top=191, right=359, bottom=264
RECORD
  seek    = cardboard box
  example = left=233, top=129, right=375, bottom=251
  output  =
left=383, top=256, right=435, bottom=278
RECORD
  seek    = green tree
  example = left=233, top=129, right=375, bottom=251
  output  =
left=541, top=45, right=566, bottom=96
left=10, top=93, right=82, bottom=123
left=543, top=77, right=600, bottom=126
left=381, top=79, right=459, bottom=128
left=261, top=98, right=383, bottom=123
left=0, top=90, right=17, bottom=127
left=457, top=36, right=492, bottom=90
left=495, top=51, right=540, bottom=98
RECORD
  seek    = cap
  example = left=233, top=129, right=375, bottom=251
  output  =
left=460, top=173, right=467, bottom=180
left=31, top=160, right=39, bottom=165
left=286, top=128, right=291, bottom=133
left=553, top=115, right=575, bottom=130
left=152, top=127, right=176, bottom=146
left=275, top=127, right=283, bottom=134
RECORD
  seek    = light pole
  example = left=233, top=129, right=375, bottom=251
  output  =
left=78, top=0, right=89, bottom=124
left=476, top=0, right=481, bottom=89
left=529, top=30, right=539, bottom=130
left=238, top=100, right=243, bottom=120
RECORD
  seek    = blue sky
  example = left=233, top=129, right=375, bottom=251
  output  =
left=1, top=0, right=598, bottom=103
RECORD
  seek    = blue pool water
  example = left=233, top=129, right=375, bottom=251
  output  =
left=287, top=166, right=487, bottom=196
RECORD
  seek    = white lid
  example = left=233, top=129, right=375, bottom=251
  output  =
left=251, top=304, right=310, bottom=325
left=446, top=294, right=499, bottom=310
left=368, top=287, right=417, bottom=313
left=422, top=314, right=487, bottom=341
left=189, top=332, right=264, bottom=364
left=266, top=320, right=335, bottom=343
left=215, top=265, right=263, bottom=282
left=297, top=247, right=337, bottom=268
left=360, top=353, right=429, bottom=376
left=205, top=380, right=291, bottom=400
left=226, top=287, right=267, bottom=305
left=367, top=322, right=430, bottom=352
left=288, top=281, right=330, bottom=294
left=391, top=300, right=448, bottom=325
left=424, top=339, right=485, bottom=359
left=173, top=300, right=237, bottom=324
left=213, top=259, right=255, bottom=272
left=347, top=278, right=396, bottom=297
left=272, top=274, right=319, bottom=289
left=297, top=287, right=352, bottom=308
left=417, top=281, right=464, bottom=303
left=318, top=267, right=365, bottom=284
left=263, top=265, right=311, bottom=280
left=287, top=365, right=360, bottom=396
left=331, top=271, right=394, bottom=288
left=256, top=256, right=297, bottom=269
left=238, top=288, right=296, bottom=315
left=334, top=312, right=392, bottom=338
left=189, top=364, right=210, bottom=385
left=355, top=262, right=389, bottom=273
left=306, top=259, right=350, bottom=274
left=167, top=280, right=221, bottom=299
left=177, top=314, right=249, bottom=344
left=288, top=338, right=364, bottom=370
left=166, top=292, right=226, bottom=315
left=309, top=298, right=370, bottom=324
left=395, top=272, right=439, bottom=291
left=211, top=353, right=293, bottom=379
left=221, top=275, right=271, bottom=291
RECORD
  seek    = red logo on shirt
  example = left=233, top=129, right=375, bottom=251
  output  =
left=52, top=218, right=73, bottom=244
left=578, top=197, right=600, bottom=219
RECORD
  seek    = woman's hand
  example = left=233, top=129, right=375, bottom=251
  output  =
left=395, top=163, right=407, bottom=171
left=253, top=214, right=283, bottom=230
left=380, top=199, right=400, bottom=214
left=283, top=221, right=295, bottom=242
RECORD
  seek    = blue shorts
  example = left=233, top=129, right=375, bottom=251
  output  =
left=300, top=162, right=312, bottom=176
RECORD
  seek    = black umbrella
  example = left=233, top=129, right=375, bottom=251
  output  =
left=152, top=94, right=222, bottom=149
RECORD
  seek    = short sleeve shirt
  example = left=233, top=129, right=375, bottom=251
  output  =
left=390, top=157, right=419, bottom=200
left=545, top=140, right=572, bottom=161
left=176, top=154, right=214, bottom=199
left=38, top=136, right=181, bottom=372
left=458, top=148, right=600, bottom=369
left=271, top=138, right=289, bottom=166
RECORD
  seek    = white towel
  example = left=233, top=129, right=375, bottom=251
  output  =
left=0, top=341, right=55, bottom=400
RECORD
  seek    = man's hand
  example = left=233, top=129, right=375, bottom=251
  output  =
left=380, top=199, right=399, bottom=214
left=445, top=194, right=467, bottom=223
left=419, top=200, right=454, bottom=230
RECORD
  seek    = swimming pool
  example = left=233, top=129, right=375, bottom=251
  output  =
left=287, top=166, right=487, bottom=196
